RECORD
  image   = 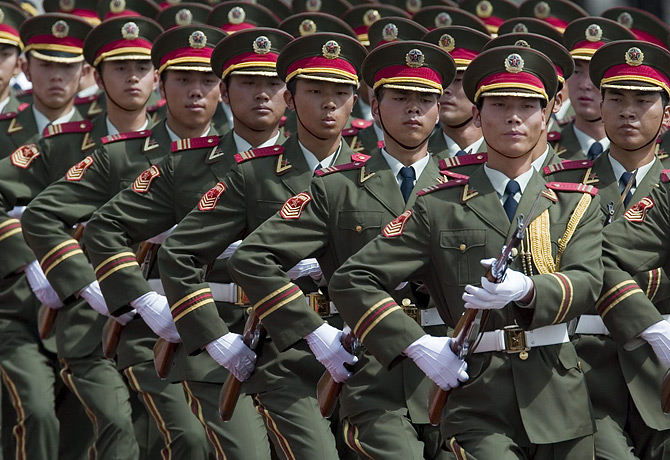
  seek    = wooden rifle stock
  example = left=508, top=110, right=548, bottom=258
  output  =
left=316, top=329, right=358, bottom=418
left=219, top=311, right=265, bottom=421
left=38, top=224, right=87, bottom=339
left=153, top=338, right=179, bottom=379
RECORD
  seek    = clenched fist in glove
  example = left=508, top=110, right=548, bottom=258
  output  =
left=641, top=320, right=670, bottom=367
left=404, top=335, right=468, bottom=391
left=305, top=323, right=358, bottom=383
left=24, top=260, right=63, bottom=310
left=130, top=291, right=180, bottom=343
left=462, top=258, right=534, bottom=310
left=205, top=333, right=257, bottom=381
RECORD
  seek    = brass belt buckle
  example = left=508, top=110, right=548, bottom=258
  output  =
left=309, top=293, right=331, bottom=317
left=503, top=325, right=530, bottom=353
left=236, top=286, right=250, bottom=306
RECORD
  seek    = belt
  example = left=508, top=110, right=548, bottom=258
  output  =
left=575, top=314, right=670, bottom=336
left=473, top=324, right=569, bottom=354
left=402, top=305, right=445, bottom=328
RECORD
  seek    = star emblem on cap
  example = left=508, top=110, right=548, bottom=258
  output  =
left=175, top=8, right=193, bottom=26
left=228, top=6, right=245, bottom=25
left=617, top=12, right=633, bottom=29
left=512, top=23, right=529, bottom=33
left=52, top=20, right=69, bottom=38
left=585, top=24, right=602, bottom=42
left=299, top=19, right=316, bottom=35
left=322, top=40, right=341, bottom=59
left=121, top=22, right=139, bottom=40
left=505, top=53, right=524, bottom=73
left=435, top=12, right=452, bottom=27
left=625, top=47, right=644, bottom=67
left=363, top=9, right=381, bottom=27
left=405, top=48, right=424, bottom=68
left=534, top=1, right=550, bottom=19
left=305, top=0, right=322, bottom=12
left=439, top=34, right=455, bottom=52
left=382, top=23, right=398, bottom=42
left=514, top=39, right=531, bottom=48
left=406, top=0, right=421, bottom=13
left=476, top=1, right=493, bottom=19
left=253, top=36, right=271, bottom=55
left=189, top=30, right=207, bottom=49
left=110, top=0, right=126, bottom=14
left=59, top=0, right=75, bottom=12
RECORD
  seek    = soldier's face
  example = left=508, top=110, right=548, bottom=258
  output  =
left=567, top=60, right=602, bottom=122
left=160, top=70, right=221, bottom=131
left=96, top=60, right=157, bottom=111
left=439, top=72, right=473, bottom=126
left=0, top=45, right=19, bottom=99
left=221, top=74, right=286, bottom=131
left=285, top=79, right=356, bottom=140
left=474, top=96, right=546, bottom=158
left=24, top=55, right=82, bottom=110
left=372, top=88, right=439, bottom=147
left=601, top=89, right=670, bottom=151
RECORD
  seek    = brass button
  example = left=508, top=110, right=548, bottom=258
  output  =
left=246, top=307, right=252, bottom=315
left=511, top=248, right=518, bottom=257
left=401, top=298, right=412, bottom=307
left=459, top=243, right=466, bottom=252
left=577, top=360, right=582, bottom=372
left=355, top=225, right=363, bottom=232
left=519, top=351, right=529, bottom=360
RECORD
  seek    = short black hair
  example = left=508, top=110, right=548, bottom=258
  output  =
left=0, top=43, right=19, bottom=56
left=287, top=78, right=297, bottom=96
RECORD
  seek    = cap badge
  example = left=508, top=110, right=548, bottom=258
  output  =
left=406, top=0, right=421, bottom=13
left=534, top=1, right=550, bottom=19
left=299, top=19, right=316, bottom=35
left=110, top=0, right=126, bottom=14
left=617, top=12, right=633, bottom=29
left=435, top=12, right=452, bottom=27
left=505, top=53, right=524, bottom=73
left=252, top=35, right=271, bottom=55
left=625, top=47, right=644, bottom=67
left=514, top=39, right=531, bottom=48
left=382, top=23, right=398, bottom=42
left=585, top=24, right=602, bottom=42
left=189, top=30, right=207, bottom=49
left=363, top=9, right=381, bottom=27
left=228, top=6, right=245, bottom=25
left=439, top=34, right=455, bottom=53
left=121, top=22, right=139, bottom=40
left=476, top=1, right=492, bottom=19
left=52, top=20, right=69, bottom=38
left=512, top=22, right=529, bottom=33
left=59, top=0, right=75, bottom=12
left=405, top=48, right=424, bottom=68
left=322, top=40, right=341, bottom=59
left=0, top=9, right=5, bottom=23
left=175, top=8, right=193, bottom=26
left=305, top=0, right=322, bottom=12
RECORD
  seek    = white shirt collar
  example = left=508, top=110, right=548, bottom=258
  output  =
left=33, top=106, right=76, bottom=137
left=380, top=148, right=431, bottom=187
left=442, top=132, right=484, bottom=158
left=484, top=164, right=535, bottom=205
left=573, top=124, right=609, bottom=154
left=0, top=96, right=10, bottom=114
left=166, top=123, right=210, bottom=143
left=77, top=84, right=99, bottom=98
left=608, top=153, right=655, bottom=195
left=299, top=140, right=342, bottom=173
left=531, top=146, right=550, bottom=172
left=105, top=116, right=149, bottom=136
left=233, top=131, right=281, bottom=153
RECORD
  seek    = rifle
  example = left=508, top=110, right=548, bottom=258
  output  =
left=316, top=326, right=359, bottom=417
left=218, top=309, right=265, bottom=421
left=101, top=241, right=157, bottom=359
left=427, top=193, right=541, bottom=426
left=38, top=223, right=86, bottom=339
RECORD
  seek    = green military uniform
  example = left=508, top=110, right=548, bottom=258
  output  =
left=158, top=32, right=367, bottom=460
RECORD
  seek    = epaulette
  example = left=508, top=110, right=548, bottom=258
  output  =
left=234, top=145, right=284, bottom=163
left=377, top=140, right=385, bottom=149
left=439, top=170, right=469, bottom=181
left=351, top=153, right=370, bottom=162
left=557, top=115, right=575, bottom=126
left=342, top=127, right=360, bottom=136
left=43, top=120, right=92, bottom=138
left=351, top=118, right=373, bottom=129
left=547, top=131, right=561, bottom=142
left=660, top=169, right=670, bottom=183
left=0, top=111, right=18, bottom=121
left=315, top=160, right=367, bottom=177
left=279, top=115, right=287, bottom=127
left=545, top=182, right=598, bottom=196
left=74, top=94, right=99, bottom=105
left=542, top=159, right=592, bottom=176
left=171, top=135, right=219, bottom=152
left=147, top=99, right=166, bottom=113
left=417, top=178, right=467, bottom=196
left=438, top=153, right=487, bottom=169
left=102, top=129, right=151, bottom=145
left=17, top=102, right=29, bottom=112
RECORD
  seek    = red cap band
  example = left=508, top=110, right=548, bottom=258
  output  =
left=28, top=34, right=84, bottom=48
left=603, top=63, right=670, bottom=88
left=374, top=64, right=441, bottom=86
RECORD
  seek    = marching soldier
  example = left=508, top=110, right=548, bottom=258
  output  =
left=228, top=39, right=457, bottom=459
left=156, top=32, right=367, bottom=460
left=0, top=3, right=28, bottom=114
left=330, top=46, right=602, bottom=459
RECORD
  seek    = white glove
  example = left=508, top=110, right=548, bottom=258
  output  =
left=404, top=335, right=468, bottom=391
left=304, top=323, right=358, bottom=383
left=146, top=225, right=176, bottom=244
left=113, top=309, right=137, bottom=326
left=287, top=258, right=322, bottom=281
left=217, top=240, right=242, bottom=260
left=79, top=281, right=110, bottom=316
left=24, top=260, right=63, bottom=309
left=130, top=291, right=180, bottom=343
left=640, top=320, right=670, bottom=367
left=462, top=258, right=533, bottom=310
left=205, top=333, right=257, bottom=381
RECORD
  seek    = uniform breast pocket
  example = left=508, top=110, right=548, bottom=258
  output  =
left=338, top=211, right=383, bottom=253
left=440, top=229, right=487, bottom=286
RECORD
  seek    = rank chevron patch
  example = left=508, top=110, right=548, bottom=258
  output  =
left=280, top=192, right=311, bottom=219
left=132, top=165, right=161, bottom=193
left=382, top=210, right=412, bottom=237
left=623, top=197, right=654, bottom=223
left=10, top=144, right=40, bottom=169
left=66, top=155, right=94, bottom=181
left=198, top=182, right=226, bottom=211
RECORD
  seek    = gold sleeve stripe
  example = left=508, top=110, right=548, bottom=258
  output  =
left=253, top=283, right=294, bottom=310
left=173, top=298, right=214, bottom=322
left=358, top=305, right=401, bottom=343
left=0, top=225, right=21, bottom=243
left=97, top=262, right=139, bottom=282
left=549, top=273, right=573, bottom=324
left=94, top=251, right=136, bottom=274
left=40, top=239, right=79, bottom=266
left=646, top=268, right=661, bottom=301
left=354, top=297, right=394, bottom=336
left=595, top=281, right=631, bottom=311
left=257, top=290, right=304, bottom=320
left=44, top=249, right=84, bottom=276
left=599, top=284, right=644, bottom=318
left=171, top=288, right=211, bottom=311
left=0, top=218, right=20, bottom=230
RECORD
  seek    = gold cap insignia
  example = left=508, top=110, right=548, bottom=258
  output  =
left=534, top=1, right=550, bottom=19
left=585, top=24, right=602, bottom=42
left=406, top=0, right=421, bottom=13
left=617, top=12, right=633, bottom=29
left=299, top=19, right=316, bottom=36
left=322, top=40, right=340, bottom=59
left=405, top=48, right=424, bottom=68
left=52, top=20, right=69, bottom=38
left=512, top=22, right=528, bottom=33
left=435, top=12, right=452, bottom=27
left=252, top=35, right=271, bottom=54
left=504, top=53, right=524, bottom=73
left=476, top=1, right=493, bottom=19
left=189, top=30, right=207, bottom=49
left=59, top=0, right=75, bottom=12
left=625, top=47, right=644, bottom=66
left=175, top=8, right=193, bottom=26
left=382, top=23, right=398, bottom=42
left=363, top=9, right=381, bottom=27
left=439, top=34, right=455, bottom=53
left=305, top=0, right=321, bottom=12
left=121, top=22, right=139, bottom=40
left=514, top=39, right=531, bottom=48
left=228, top=6, right=245, bottom=25
left=110, top=0, right=126, bottom=14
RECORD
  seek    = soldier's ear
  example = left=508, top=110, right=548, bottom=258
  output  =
left=93, top=68, right=104, bottom=91
left=371, top=96, right=380, bottom=124
left=663, top=102, right=670, bottom=128
left=20, top=54, right=30, bottom=82
left=552, top=90, right=563, bottom=115
left=472, top=104, right=481, bottom=128
left=220, top=79, right=230, bottom=105
left=284, top=90, right=295, bottom=110
left=158, top=78, right=166, bottom=99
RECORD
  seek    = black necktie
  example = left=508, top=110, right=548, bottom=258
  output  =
left=587, top=141, right=603, bottom=161
left=620, top=171, right=635, bottom=208
left=503, top=180, right=521, bottom=221
left=455, top=149, right=468, bottom=156
left=399, top=166, right=416, bottom=203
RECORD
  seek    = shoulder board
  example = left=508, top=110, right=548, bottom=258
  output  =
left=542, top=159, right=592, bottom=176
left=351, top=118, right=373, bottom=129
left=660, top=169, right=670, bottom=183
left=102, top=129, right=152, bottom=145
left=74, top=94, right=99, bottom=105
left=15, top=89, right=32, bottom=98
left=341, top=127, right=359, bottom=136
left=438, top=153, right=487, bottom=169
left=351, top=153, right=370, bottom=163
left=147, top=99, right=166, bottom=112
left=439, top=170, right=469, bottom=181
left=43, top=120, right=92, bottom=138
left=547, top=131, right=561, bottom=142
left=377, top=140, right=385, bottom=149
left=557, top=115, right=575, bottom=126
left=417, top=178, right=467, bottom=196
left=17, top=102, right=29, bottom=112
left=279, top=115, right=286, bottom=127
left=545, top=182, right=598, bottom=196
left=0, top=111, right=18, bottom=121
left=235, top=145, right=284, bottom=163
left=315, top=161, right=365, bottom=177
left=171, top=135, right=220, bottom=152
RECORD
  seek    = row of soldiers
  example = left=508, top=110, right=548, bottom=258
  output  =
left=0, top=0, right=669, bottom=459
